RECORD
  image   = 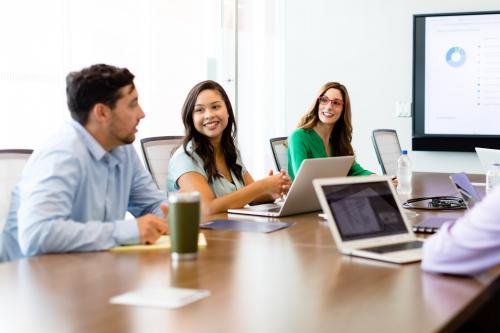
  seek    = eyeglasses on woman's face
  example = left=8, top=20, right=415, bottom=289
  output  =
left=317, top=95, right=344, bottom=109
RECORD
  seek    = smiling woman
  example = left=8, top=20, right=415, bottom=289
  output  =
left=287, top=81, right=374, bottom=181
left=167, top=80, right=291, bottom=216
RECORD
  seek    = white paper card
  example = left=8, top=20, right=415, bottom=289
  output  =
left=109, top=287, right=210, bottom=309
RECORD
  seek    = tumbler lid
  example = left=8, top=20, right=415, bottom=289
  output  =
left=168, top=191, right=200, bottom=203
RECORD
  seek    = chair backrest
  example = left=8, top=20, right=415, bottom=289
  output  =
left=0, top=149, right=33, bottom=232
left=140, top=136, right=183, bottom=192
left=269, top=137, right=288, bottom=172
left=371, top=129, right=401, bottom=176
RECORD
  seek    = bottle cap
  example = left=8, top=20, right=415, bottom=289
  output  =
left=401, top=150, right=408, bottom=155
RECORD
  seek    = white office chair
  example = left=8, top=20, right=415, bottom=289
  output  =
left=371, top=129, right=401, bottom=176
left=269, top=137, right=288, bottom=172
left=0, top=149, right=33, bottom=262
left=0, top=149, right=33, bottom=227
left=140, top=136, right=183, bottom=192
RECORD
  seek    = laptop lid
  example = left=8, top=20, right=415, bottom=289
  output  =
left=475, top=147, right=500, bottom=173
left=278, top=156, right=355, bottom=216
left=449, top=172, right=481, bottom=209
left=313, top=176, right=416, bottom=250
left=228, top=156, right=354, bottom=217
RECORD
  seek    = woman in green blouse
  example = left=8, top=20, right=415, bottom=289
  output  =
left=287, top=81, right=373, bottom=181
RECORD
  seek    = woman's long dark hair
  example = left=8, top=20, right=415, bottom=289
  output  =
left=181, top=80, right=243, bottom=183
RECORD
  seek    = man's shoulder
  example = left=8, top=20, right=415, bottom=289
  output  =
left=30, top=124, right=92, bottom=167
left=39, top=125, right=85, bottom=155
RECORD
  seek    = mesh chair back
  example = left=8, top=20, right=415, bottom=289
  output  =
left=270, top=137, right=288, bottom=172
left=140, top=136, right=183, bottom=192
left=371, top=129, right=401, bottom=175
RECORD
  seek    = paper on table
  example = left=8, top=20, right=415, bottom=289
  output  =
left=110, top=287, right=210, bottom=309
left=109, top=233, right=206, bottom=252
left=200, top=220, right=293, bottom=233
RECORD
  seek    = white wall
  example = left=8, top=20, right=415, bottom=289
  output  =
left=284, top=0, right=499, bottom=174
left=0, top=0, right=284, bottom=180
left=0, top=0, right=226, bottom=152
left=237, top=0, right=286, bottom=178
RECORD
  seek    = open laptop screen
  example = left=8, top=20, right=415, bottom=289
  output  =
left=450, top=173, right=481, bottom=209
left=475, top=147, right=500, bottom=173
left=321, top=181, right=408, bottom=241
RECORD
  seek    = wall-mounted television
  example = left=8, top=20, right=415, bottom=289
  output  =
left=413, top=11, right=500, bottom=152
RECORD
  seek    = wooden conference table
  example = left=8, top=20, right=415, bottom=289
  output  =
left=0, top=172, right=498, bottom=333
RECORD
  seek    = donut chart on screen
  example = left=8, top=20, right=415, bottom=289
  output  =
left=446, top=47, right=466, bottom=67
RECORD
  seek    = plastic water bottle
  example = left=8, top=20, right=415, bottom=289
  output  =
left=397, top=150, right=412, bottom=195
left=486, top=162, right=500, bottom=194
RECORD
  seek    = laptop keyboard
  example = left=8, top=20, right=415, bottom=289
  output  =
left=361, top=240, right=423, bottom=254
left=248, top=203, right=281, bottom=212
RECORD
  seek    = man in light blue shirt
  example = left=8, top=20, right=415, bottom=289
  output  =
left=2, top=64, right=168, bottom=261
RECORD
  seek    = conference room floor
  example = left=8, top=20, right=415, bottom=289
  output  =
left=0, top=172, right=498, bottom=333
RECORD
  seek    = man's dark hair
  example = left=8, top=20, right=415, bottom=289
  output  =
left=66, top=64, right=135, bottom=125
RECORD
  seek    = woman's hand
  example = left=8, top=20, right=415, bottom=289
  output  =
left=390, top=175, right=398, bottom=187
left=264, top=169, right=291, bottom=199
left=370, top=173, right=398, bottom=188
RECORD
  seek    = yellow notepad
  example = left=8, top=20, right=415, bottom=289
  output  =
left=109, top=233, right=206, bottom=253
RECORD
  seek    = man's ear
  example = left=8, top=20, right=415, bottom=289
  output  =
left=90, top=103, right=110, bottom=123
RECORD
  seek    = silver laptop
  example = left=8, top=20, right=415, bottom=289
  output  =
left=475, top=147, right=500, bottom=173
left=228, top=156, right=354, bottom=217
left=313, top=176, right=422, bottom=264
left=449, top=172, right=482, bottom=209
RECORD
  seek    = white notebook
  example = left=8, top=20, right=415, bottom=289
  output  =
left=110, top=287, right=210, bottom=309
